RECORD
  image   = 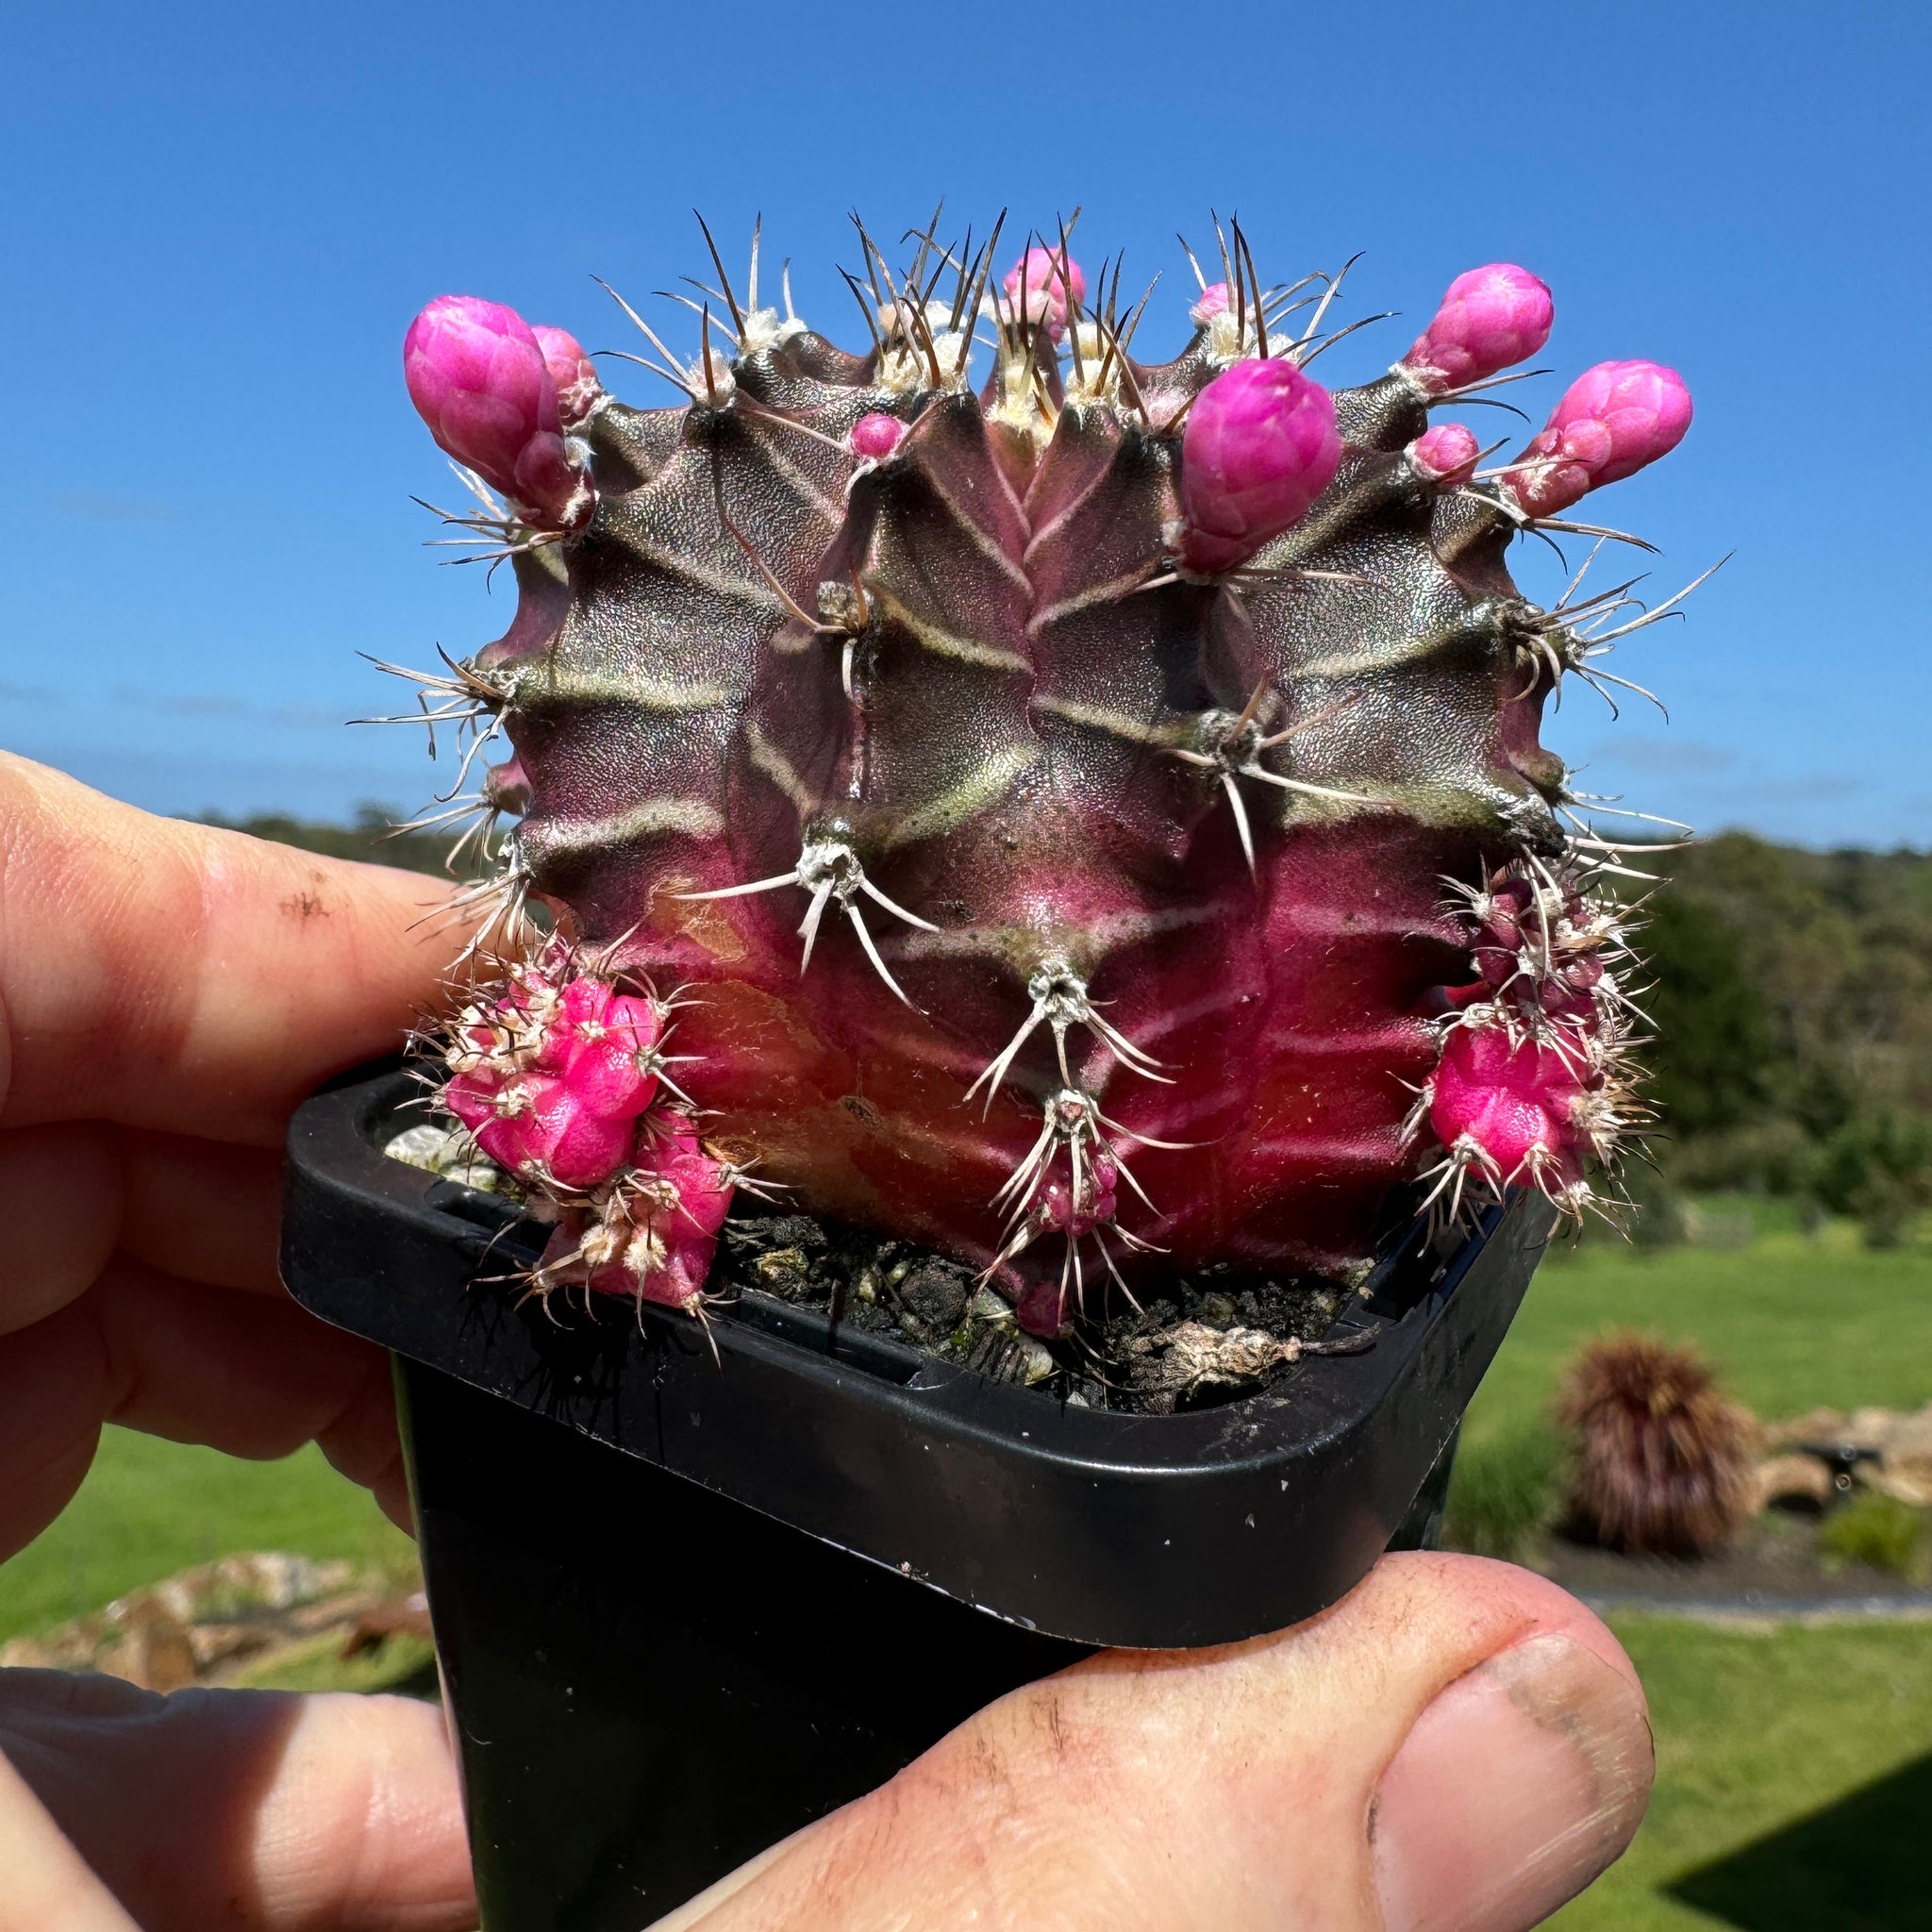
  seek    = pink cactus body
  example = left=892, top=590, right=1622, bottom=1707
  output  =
left=400, top=218, right=1690, bottom=1340
left=1504, top=359, right=1693, bottom=518
left=1175, top=358, right=1343, bottom=575
left=1400, top=264, right=1553, bottom=394
left=531, top=324, right=603, bottom=427
left=1407, top=422, right=1481, bottom=486
left=1002, top=246, right=1086, bottom=341
left=849, top=412, right=905, bottom=461
left=403, top=295, right=591, bottom=529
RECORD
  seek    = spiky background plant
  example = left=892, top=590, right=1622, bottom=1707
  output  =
left=1558, top=1334, right=1755, bottom=1556
left=388, top=213, right=1705, bottom=1341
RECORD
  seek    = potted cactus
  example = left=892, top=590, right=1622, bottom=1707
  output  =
left=280, top=215, right=1701, bottom=1929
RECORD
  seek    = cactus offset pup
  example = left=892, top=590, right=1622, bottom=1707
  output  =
left=390, top=216, right=1700, bottom=1356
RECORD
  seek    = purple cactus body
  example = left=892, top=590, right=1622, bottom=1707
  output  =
left=396, top=225, right=1697, bottom=1339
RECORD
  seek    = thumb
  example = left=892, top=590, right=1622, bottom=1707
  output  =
left=665, top=1552, right=1652, bottom=1932
left=0, top=1670, right=475, bottom=1932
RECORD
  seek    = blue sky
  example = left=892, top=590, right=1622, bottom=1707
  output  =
left=3, top=0, right=1926, bottom=846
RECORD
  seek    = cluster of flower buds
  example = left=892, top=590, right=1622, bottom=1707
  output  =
left=530, top=1113, right=734, bottom=1313
left=1037, top=1151, right=1120, bottom=1240
left=1501, top=360, right=1693, bottom=519
left=1174, top=358, right=1343, bottom=575
left=440, top=949, right=733, bottom=1309
left=1414, top=861, right=1641, bottom=1219
left=403, top=295, right=598, bottom=531
left=1399, top=263, right=1555, bottom=394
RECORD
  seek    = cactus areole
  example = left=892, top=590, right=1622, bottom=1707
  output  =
left=390, top=216, right=1703, bottom=1369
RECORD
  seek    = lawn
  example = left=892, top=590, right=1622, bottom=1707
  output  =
left=1461, top=1208, right=1932, bottom=1457
left=2, top=1212, right=1929, bottom=1928
left=0, top=1435, right=412, bottom=1644
left=1555, top=1615, right=1932, bottom=1932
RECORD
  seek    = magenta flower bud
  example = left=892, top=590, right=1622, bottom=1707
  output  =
left=1505, top=359, right=1693, bottom=518
left=1191, top=281, right=1231, bottom=327
left=1407, top=422, right=1481, bottom=486
left=1176, top=358, right=1343, bottom=575
left=403, top=294, right=590, bottom=530
left=1001, top=247, right=1087, bottom=341
left=530, top=324, right=603, bottom=427
left=1401, top=264, right=1554, bottom=394
left=1428, top=1024, right=1591, bottom=1191
left=849, top=412, right=905, bottom=461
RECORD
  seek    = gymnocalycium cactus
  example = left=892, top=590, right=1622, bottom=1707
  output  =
left=389, top=214, right=1705, bottom=1341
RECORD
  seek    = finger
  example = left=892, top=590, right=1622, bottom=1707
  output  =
left=118, top=1132, right=287, bottom=1292
left=1, top=1675, right=475, bottom=1932
left=0, top=754, right=466, bottom=1142
left=0, top=1125, right=286, bottom=1344
left=671, top=1553, right=1651, bottom=1932
left=0, top=1259, right=406, bottom=1563
left=0, top=1745, right=141, bottom=1932
left=0, top=1123, right=123, bottom=1334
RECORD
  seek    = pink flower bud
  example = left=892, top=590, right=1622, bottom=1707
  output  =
left=1191, top=282, right=1231, bottom=327
left=403, top=294, right=591, bottom=529
left=482, top=756, right=531, bottom=815
left=1401, top=264, right=1553, bottom=394
left=1002, top=247, right=1087, bottom=342
left=1428, top=1024, right=1591, bottom=1189
left=1504, top=359, right=1692, bottom=518
left=530, top=324, right=603, bottom=427
left=849, top=412, right=905, bottom=461
left=446, top=1069, right=639, bottom=1191
left=1407, top=422, right=1481, bottom=486
left=1176, top=358, right=1343, bottom=575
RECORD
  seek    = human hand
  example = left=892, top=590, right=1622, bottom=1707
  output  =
left=0, top=754, right=465, bottom=1552
left=1, top=1550, right=1647, bottom=1931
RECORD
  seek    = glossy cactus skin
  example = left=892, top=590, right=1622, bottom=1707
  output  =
left=398, top=225, right=1697, bottom=1338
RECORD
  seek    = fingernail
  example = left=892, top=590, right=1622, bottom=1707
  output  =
left=1371, top=1634, right=1654, bottom=1932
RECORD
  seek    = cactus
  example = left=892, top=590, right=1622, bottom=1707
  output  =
left=390, top=215, right=1706, bottom=1341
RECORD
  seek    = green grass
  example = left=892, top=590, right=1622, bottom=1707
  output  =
left=1554, top=1615, right=1932, bottom=1930
left=1818, top=1493, right=1931, bottom=1583
left=1459, top=1218, right=1932, bottom=1463
left=0, top=1432, right=411, bottom=1644
left=1454, top=1216, right=1932, bottom=1927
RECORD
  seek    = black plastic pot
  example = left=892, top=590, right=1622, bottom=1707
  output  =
left=281, top=1062, right=1555, bottom=1930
